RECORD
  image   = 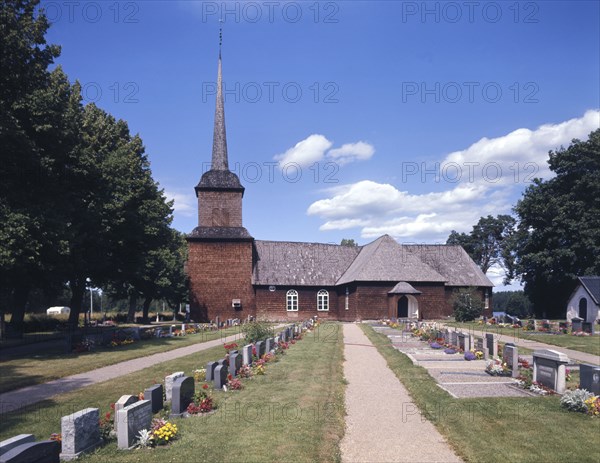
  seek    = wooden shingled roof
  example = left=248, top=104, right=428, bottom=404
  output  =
left=405, top=244, right=493, bottom=287
left=336, top=235, right=446, bottom=285
left=252, top=234, right=492, bottom=288
left=252, top=240, right=360, bottom=286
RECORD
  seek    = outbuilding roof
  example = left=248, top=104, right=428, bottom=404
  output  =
left=579, top=276, right=600, bottom=305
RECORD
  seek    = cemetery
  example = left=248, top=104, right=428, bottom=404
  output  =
left=0, top=319, right=329, bottom=462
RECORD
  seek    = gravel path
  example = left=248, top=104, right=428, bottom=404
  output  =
left=0, top=332, right=243, bottom=414
left=340, top=323, right=462, bottom=463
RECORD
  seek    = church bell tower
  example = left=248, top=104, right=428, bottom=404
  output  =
left=186, top=30, right=255, bottom=323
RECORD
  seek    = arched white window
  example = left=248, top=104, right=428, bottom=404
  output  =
left=317, top=289, right=329, bottom=311
left=286, top=290, right=298, bottom=311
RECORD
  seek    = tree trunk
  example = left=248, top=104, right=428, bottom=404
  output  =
left=127, top=292, right=137, bottom=323
left=141, top=296, right=153, bottom=324
left=68, top=281, right=85, bottom=329
left=7, top=283, right=30, bottom=338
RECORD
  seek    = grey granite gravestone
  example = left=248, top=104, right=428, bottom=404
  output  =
left=582, top=322, right=594, bottom=334
left=214, top=364, right=228, bottom=390
left=274, top=335, right=280, bottom=346
left=449, top=331, right=457, bottom=347
left=0, top=435, right=35, bottom=457
left=579, top=363, right=600, bottom=394
left=229, top=352, right=240, bottom=377
left=171, top=376, right=194, bottom=418
left=485, top=333, right=498, bottom=358
left=532, top=349, right=569, bottom=394
left=503, top=345, right=519, bottom=378
left=165, top=371, right=184, bottom=401
left=206, top=361, right=219, bottom=381
left=457, top=333, right=466, bottom=351
left=265, top=338, right=272, bottom=353
left=571, top=316, right=583, bottom=332
left=114, top=395, right=138, bottom=433
left=242, top=344, right=253, bottom=366
left=60, top=408, right=102, bottom=460
left=116, top=400, right=152, bottom=450
left=255, top=341, right=265, bottom=358
left=1, top=440, right=60, bottom=463
left=144, top=384, right=164, bottom=414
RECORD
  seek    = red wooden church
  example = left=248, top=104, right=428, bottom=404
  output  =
left=186, top=48, right=493, bottom=323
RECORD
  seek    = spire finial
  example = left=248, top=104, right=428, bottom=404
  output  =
left=219, top=20, right=223, bottom=56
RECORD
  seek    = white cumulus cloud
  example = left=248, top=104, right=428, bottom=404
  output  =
left=327, top=141, right=375, bottom=165
left=307, top=110, right=599, bottom=243
left=164, top=190, right=196, bottom=217
left=274, top=135, right=375, bottom=169
left=274, top=134, right=332, bottom=168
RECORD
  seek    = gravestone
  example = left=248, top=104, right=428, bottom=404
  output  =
left=114, top=395, right=138, bottom=433
left=206, top=361, right=219, bottom=381
left=144, top=384, right=164, bottom=414
left=60, top=408, right=102, bottom=460
left=449, top=331, right=457, bottom=347
left=274, top=335, right=280, bottom=346
left=474, top=337, right=488, bottom=359
left=265, top=338, right=272, bottom=353
left=165, top=371, right=185, bottom=401
left=255, top=340, right=265, bottom=358
left=242, top=344, right=253, bottom=366
left=281, top=330, right=288, bottom=342
left=217, top=358, right=227, bottom=367
left=214, top=364, right=228, bottom=390
left=1, top=441, right=60, bottom=463
left=571, top=316, right=583, bottom=332
left=579, top=363, right=600, bottom=394
left=116, top=400, right=152, bottom=449
left=582, top=322, right=594, bottom=334
left=457, top=333, right=471, bottom=352
left=485, top=333, right=498, bottom=358
left=532, top=349, right=570, bottom=394
left=171, top=376, right=194, bottom=417
left=229, top=352, right=240, bottom=377
left=503, top=345, right=519, bottom=378
left=0, top=435, right=35, bottom=457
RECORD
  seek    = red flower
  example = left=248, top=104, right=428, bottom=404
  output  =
left=110, top=403, right=115, bottom=410
left=105, top=412, right=111, bottom=420
left=227, top=374, right=232, bottom=380
left=202, top=383, right=209, bottom=389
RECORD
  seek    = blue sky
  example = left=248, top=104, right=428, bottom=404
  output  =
left=41, top=1, right=600, bottom=290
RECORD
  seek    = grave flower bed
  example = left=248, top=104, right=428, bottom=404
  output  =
left=572, top=331, right=591, bottom=336
left=226, top=375, right=243, bottom=390
left=151, top=419, right=178, bottom=445
left=429, top=342, right=442, bottom=349
left=186, top=386, right=215, bottom=414
left=464, top=351, right=476, bottom=361
left=444, top=348, right=457, bottom=354
left=560, top=388, right=600, bottom=416
left=485, top=358, right=510, bottom=376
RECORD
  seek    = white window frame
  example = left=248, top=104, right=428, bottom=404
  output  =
left=317, top=289, right=329, bottom=311
left=286, top=289, right=298, bottom=312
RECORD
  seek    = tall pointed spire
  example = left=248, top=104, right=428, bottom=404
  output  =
left=211, top=23, right=228, bottom=171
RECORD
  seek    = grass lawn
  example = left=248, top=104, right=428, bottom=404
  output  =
left=0, top=323, right=345, bottom=463
left=362, top=324, right=600, bottom=463
left=0, top=326, right=246, bottom=394
left=444, top=321, right=600, bottom=357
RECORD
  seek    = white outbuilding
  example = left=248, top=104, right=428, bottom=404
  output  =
left=46, top=306, right=71, bottom=316
left=566, top=276, right=600, bottom=322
